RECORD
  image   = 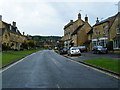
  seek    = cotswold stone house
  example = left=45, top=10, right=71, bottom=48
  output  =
left=91, top=12, right=120, bottom=51
left=109, top=12, right=120, bottom=51
left=63, top=13, right=91, bottom=49
left=0, top=15, right=27, bottom=50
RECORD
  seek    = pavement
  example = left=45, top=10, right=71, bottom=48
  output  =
left=65, top=52, right=120, bottom=61
left=2, top=50, right=119, bottom=88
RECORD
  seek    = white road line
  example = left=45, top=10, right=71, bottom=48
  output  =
left=0, top=52, right=36, bottom=73
left=69, top=59, right=120, bottom=80
left=57, top=84, right=60, bottom=88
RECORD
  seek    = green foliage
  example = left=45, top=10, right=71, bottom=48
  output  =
left=2, top=44, right=11, bottom=51
left=21, top=42, right=29, bottom=49
left=21, top=40, right=35, bottom=50
left=27, top=40, right=35, bottom=49
left=57, top=40, right=64, bottom=50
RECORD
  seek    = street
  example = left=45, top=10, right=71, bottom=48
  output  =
left=2, top=50, right=119, bottom=88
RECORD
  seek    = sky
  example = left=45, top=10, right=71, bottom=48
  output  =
left=0, top=0, right=119, bottom=36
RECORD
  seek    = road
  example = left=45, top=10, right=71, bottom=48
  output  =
left=2, top=50, right=119, bottom=88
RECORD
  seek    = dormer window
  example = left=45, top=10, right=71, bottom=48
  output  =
left=116, top=28, right=120, bottom=34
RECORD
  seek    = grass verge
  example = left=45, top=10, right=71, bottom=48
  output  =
left=82, top=58, right=120, bottom=74
left=55, top=50, right=60, bottom=54
left=1, top=49, right=43, bottom=68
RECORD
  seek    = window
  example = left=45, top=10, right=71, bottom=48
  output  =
left=94, top=28, right=98, bottom=35
left=116, top=28, right=120, bottom=34
left=103, top=26, right=108, bottom=34
left=113, top=39, right=120, bottom=49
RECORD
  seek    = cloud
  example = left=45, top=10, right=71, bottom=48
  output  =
left=0, top=0, right=119, bottom=36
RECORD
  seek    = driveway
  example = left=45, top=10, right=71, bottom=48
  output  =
left=70, top=52, right=120, bottom=61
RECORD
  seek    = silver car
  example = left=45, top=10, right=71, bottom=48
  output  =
left=68, top=47, right=81, bottom=56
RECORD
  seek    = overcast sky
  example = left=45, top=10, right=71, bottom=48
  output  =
left=0, top=0, right=119, bottom=36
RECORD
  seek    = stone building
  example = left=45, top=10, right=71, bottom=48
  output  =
left=109, top=12, right=120, bottom=51
left=91, top=12, right=120, bottom=51
left=71, top=15, right=91, bottom=48
left=0, top=15, right=27, bottom=50
left=63, top=13, right=91, bottom=49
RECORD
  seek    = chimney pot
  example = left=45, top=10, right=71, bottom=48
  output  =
left=85, top=14, right=88, bottom=22
left=12, top=21, right=16, bottom=27
left=70, top=20, right=73, bottom=23
left=78, top=13, right=81, bottom=19
left=96, top=17, right=99, bottom=23
left=23, top=32, right=25, bottom=35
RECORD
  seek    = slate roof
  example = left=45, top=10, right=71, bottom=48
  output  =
left=93, top=13, right=117, bottom=27
left=1, top=21, right=22, bottom=36
left=71, top=24, right=84, bottom=36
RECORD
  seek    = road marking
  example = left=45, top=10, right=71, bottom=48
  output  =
left=0, top=52, right=36, bottom=73
left=57, top=84, right=60, bottom=88
left=68, top=59, right=120, bottom=80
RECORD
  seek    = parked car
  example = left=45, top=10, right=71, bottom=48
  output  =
left=68, top=47, right=81, bottom=56
left=78, top=46, right=87, bottom=52
left=60, top=48, right=68, bottom=55
left=92, top=46, right=108, bottom=54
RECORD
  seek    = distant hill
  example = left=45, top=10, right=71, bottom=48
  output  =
left=31, top=36, right=62, bottom=48
left=32, top=36, right=62, bottom=41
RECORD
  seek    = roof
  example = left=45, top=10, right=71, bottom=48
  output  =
left=64, top=17, right=85, bottom=30
left=87, top=28, right=93, bottom=34
left=64, top=21, right=73, bottom=29
left=71, top=24, right=84, bottom=36
left=93, top=13, right=117, bottom=27
left=1, top=21, right=22, bottom=36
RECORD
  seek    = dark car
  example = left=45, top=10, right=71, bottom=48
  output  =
left=92, top=46, right=108, bottom=54
left=60, top=48, right=68, bottom=55
left=78, top=46, right=87, bottom=52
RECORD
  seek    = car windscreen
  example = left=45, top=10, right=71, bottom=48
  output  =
left=71, top=47, right=79, bottom=50
left=78, top=46, right=85, bottom=48
left=97, top=46, right=103, bottom=48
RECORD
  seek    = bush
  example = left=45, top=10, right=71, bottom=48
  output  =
left=2, top=44, right=11, bottom=51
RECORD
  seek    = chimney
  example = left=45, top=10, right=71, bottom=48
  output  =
left=12, top=21, right=16, bottom=27
left=0, top=15, right=2, bottom=21
left=23, top=32, right=25, bottom=35
left=78, top=13, right=81, bottom=19
left=70, top=20, right=73, bottom=23
left=96, top=17, right=99, bottom=23
left=85, top=14, right=88, bottom=22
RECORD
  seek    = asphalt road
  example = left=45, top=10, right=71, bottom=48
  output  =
left=2, top=50, right=119, bottom=88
